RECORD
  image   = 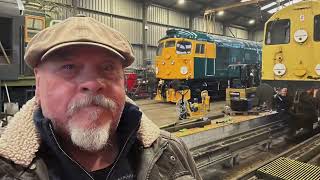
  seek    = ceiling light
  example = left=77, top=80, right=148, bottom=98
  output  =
left=261, top=0, right=285, bottom=11
left=241, top=0, right=252, bottom=2
left=268, top=6, right=283, bottom=14
left=249, top=19, right=255, bottom=24
left=217, top=11, right=224, bottom=16
left=178, top=0, right=185, bottom=5
left=260, top=2, right=277, bottom=10
left=267, top=0, right=303, bottom=14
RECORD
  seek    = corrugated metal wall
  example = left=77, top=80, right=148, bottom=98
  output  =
left=48, top=6, right=73, bottom=20
left=225, top=26, right=249, bottom=39
left=193, top=16, right=223, bottom=35
left=51, top=0, right=72, bottom=5
left=253, top=30, right=264, bottom=42
left=148, top=24, right=168, bottom=47
left=112, top=19, right=142, bottom=45
left=148, top=5, right=168, bottom=25
left=33, top=0, right=252, bottom=67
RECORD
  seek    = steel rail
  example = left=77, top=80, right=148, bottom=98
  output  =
left=237, top=131, right=320, bottom=179
left=192, top=119, right=288, bottom=170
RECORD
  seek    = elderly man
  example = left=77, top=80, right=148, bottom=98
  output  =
left=0, top=16, right=201, bottom=180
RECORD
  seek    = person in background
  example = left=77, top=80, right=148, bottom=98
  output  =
left=273, top=87, right=290, bottom=112
left=0, top=15, right=201, bottom=180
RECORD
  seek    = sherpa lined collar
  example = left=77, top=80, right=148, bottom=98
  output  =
left=0, top=97, right=160, bottom=167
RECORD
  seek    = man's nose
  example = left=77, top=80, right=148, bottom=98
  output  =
left=79, top=79, right=104, bottom=94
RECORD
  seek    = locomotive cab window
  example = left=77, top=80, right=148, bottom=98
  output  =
left=265, top=19, right=290, bottom=45
left=156, top=42, right=164, bottom=56
left=195, top=44, right=205, bottom=54
left=165, top=40, right=175, bottom=48
left=176, top=41, right=192, bottom=54
left=315, top=15, right=320, bottom=41
left=25, top=16, right=45, bottom=43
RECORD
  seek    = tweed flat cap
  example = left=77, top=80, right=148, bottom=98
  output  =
left=24, top=15, right=135, bottom=68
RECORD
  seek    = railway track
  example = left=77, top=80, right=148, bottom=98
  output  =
left=190, top=118, right=289, bottom=178
left=236, top=128, right=320, bottom=180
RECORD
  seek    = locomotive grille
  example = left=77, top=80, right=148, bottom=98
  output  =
left=256, top=157, right=320, bottom=180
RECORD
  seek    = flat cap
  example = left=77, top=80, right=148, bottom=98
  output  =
left=25, top=15, right=135, bottom=68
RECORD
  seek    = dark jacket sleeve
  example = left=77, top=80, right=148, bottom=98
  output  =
left=176, top=136, right=202, bottom=180
left=161, top=131, right=202, bottom=180
left=0, top=157, right=48, bottom=180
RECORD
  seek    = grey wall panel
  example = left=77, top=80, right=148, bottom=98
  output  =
left=148, top=5, right=188, bottom=28
left=77, top=10, right=112, bottom=26
left=148, top=5, right=168, bottom=24
left=93, top=0, right=110, bottom=13
left=77, top=0, right=111, bottom=14
left=130, top=46, right=157, bottom=67
left=147, top=24, right=168, bottom=47
left=192, top=17, right=204, bottom=31
left=48, top=6, right=73, bottom=20
left=226, top=26, right=248, bottom=39
left=214, top=22, right=223, bottom=35
left=147, top=47, right=157, bottom=65
left=225, top=27, right=237, bottom=37
left=235, top=28, right=249, bottom=39
left=254, top=30, right=264, bottom=42
left=192, top=17, right=223, bottom=35
left=113, top=0, right=142, bottom=19
left=112, top=18, right=142, bottom=45
left=168, top=10, right=188, bottom=28
left=51, top=0, right=72, bottom=5
left=77, top=0, right=142, bottom=19
left=72, top=10, right=141, bottom=44
left=131, top=45, right=142, bottom=68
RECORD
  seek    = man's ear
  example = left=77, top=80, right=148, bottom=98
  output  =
left=34, top=68, right=41, bottom=105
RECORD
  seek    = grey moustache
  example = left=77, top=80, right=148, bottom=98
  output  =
left=67, top=95, right=116, bottom=116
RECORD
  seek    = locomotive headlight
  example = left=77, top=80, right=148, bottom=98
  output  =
left=273, top=63, right=286, bottom=76
left=294, top=29, right=308, bottom=43
left=315, top=64, right=320, bottom=75
left=156, top=67, right=159, bottom=74
left=180, top=66, right=188, bottom=75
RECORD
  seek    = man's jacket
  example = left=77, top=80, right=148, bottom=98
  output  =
left=0, top=97, right=201, bottom=180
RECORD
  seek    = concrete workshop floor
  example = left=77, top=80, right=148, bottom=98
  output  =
left=135, top=99, right=226, bottom=127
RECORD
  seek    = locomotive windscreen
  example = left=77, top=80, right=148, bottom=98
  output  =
left=265, top=19, right=290, bottom=45
left=315, top=15, right=320, bottom=41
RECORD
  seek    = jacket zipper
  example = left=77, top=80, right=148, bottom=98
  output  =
left=49, top=120, right=140, bottom=180
left=105, top=122, right=140, bottom=180
left=49, top=124, right=94, bottom=180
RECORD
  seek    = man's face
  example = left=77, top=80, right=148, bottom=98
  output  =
left=34, top=45, right=126, bottom=151
left=280, top=88, right=288, bottom=96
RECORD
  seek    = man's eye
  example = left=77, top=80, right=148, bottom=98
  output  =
left=62, top=64, right=75, bottom=70
left=104, top=65, right=113, bottom=71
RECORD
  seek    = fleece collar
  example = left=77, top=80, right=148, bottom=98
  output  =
left=0, top=97, right=160, bottom=167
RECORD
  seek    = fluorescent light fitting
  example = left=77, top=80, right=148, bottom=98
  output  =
left=268, top=6, right=282, bottom=14
left=249, top=19, right=255, bottom=24
left=217, top=11, right=224, bottom=16
left=260, top=2, right=277, bottom=10
left=267, top=0, right=303, bottom=14
left=283, top=0, right=303, bottom=6
left=261, top=0, right=286, bottom=11
left=178, top=0, right=185, bottom=5
left=241, top=0, right=252, bottom=2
